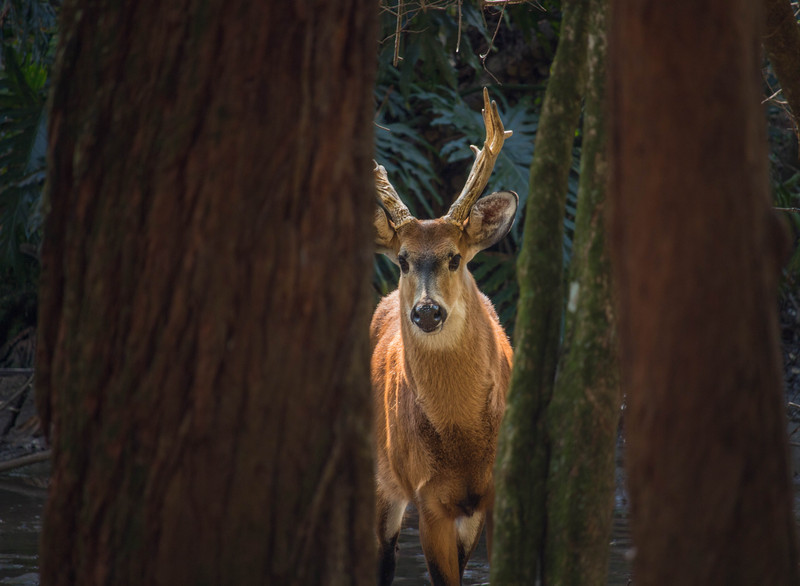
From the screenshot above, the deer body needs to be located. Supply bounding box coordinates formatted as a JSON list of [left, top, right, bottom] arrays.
[[371, 90, 516, 586]]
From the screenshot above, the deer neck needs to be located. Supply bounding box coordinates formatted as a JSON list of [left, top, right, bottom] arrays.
[[400, 285, 493, 429]]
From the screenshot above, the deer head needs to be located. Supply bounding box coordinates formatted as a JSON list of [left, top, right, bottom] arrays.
[[374, 88, 518, 341]]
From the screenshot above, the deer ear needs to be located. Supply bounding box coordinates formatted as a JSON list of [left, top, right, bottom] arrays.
[[374, 207, 398, 257], [463, 191, 518, 258]]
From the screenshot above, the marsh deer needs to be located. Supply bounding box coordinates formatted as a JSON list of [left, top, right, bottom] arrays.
[[371, 88, 516, 586]]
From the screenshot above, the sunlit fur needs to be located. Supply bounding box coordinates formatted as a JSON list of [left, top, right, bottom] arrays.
[[371, 204, 514, 585]]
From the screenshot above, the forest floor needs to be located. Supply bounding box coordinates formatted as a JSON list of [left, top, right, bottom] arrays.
[[782, 294, 800, 405], [0, 371, 45, 465], [781, 295, 800, 472]]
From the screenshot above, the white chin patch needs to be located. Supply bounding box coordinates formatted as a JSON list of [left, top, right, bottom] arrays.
[[413, 308, 466, 349]]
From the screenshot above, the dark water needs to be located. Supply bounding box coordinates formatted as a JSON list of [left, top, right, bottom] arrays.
[[0, 473, 45, 586], [392, 503, 633, 586], [9, 450, 800, 586], [392, 440, 634, 585], [391, 504, 490, 585], [0, 467, 631, 586]]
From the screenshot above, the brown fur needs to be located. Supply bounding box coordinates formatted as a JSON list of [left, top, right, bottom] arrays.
[[371, 209, 514, 585]]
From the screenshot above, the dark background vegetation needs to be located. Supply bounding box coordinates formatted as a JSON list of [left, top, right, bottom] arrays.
[[2, 0, 798, 361]]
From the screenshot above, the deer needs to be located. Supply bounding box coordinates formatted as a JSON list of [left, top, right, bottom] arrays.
[[371, 88, 517, 586]]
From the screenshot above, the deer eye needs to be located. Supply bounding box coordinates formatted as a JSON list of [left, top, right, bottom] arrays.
[[398, 255, 409, 274], [448, 254, 461, 271]]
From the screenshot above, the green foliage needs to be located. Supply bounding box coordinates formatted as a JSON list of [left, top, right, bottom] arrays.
[[0, 44, 48, 275], [373, 84, 579, 335], [372, 2, 553, 331], [469, 250, 518, 326], [428, 87, 537, 216], [0, 0, 57, 64], [374, 76, 443, 219], [773, 172, 800, 291], [764, 66, 800, 296], [378, 1, 484, 93], [0, 0, 56, 344], [373, 82, 542, 330]]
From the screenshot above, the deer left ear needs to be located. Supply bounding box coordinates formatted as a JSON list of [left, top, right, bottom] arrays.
[[374, 207, 399, 258], [463, 191, 518, 258]]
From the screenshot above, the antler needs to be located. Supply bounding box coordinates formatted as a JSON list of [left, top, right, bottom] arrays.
[[445, 88, 513, 226], [374, 161, 415, 228]]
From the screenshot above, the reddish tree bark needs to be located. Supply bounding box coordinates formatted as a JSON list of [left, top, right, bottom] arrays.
[[608, 1, 799, 584], [36, 2, 376, 585]]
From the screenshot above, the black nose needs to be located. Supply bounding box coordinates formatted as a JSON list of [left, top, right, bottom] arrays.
[[411, 303, 447, 332]]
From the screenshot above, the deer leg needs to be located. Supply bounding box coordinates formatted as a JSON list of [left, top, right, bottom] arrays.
[[376, 493, 407, 586], [485, 506, 494, 563], [455, 512, 485, 578], [417, 503, 460, 586]]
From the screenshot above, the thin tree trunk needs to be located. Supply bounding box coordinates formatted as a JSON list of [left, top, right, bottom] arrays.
[[544, 0, 620, 583], [36, 2, 376, 585], [608, 1, 800, 584], [492, 1, 590, 582]]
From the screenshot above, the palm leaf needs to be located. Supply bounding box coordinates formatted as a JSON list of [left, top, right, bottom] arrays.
[[0, 45, 48, 273]]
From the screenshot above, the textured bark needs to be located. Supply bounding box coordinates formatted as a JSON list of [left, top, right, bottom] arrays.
[[764, 0, 800, 129], [36, 2, 376, 585], [544, 0, 620, 583], [491, 1, 589, 582], [609, 1, 800, 584]]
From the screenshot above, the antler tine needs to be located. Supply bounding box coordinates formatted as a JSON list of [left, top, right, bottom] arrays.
[[445, 88, 513, 226], [374, 160, 415, 228]]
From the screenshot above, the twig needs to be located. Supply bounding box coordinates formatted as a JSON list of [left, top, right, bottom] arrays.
[[480, 0, 507, 84], [763, 72, 799, 138], [456, 0, 462, 53], [775, 207, 800, 213], [0, 381, 29, 411], [375, 85, 394, 121], [394, 0, 404, 66], [0, 368, 34, 376], [0, 373, 34, 412], [0, 450, 50, 474], [762, 87, 784, 104]]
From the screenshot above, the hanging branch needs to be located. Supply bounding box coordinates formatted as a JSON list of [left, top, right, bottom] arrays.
[[393, 0, 404, 66]]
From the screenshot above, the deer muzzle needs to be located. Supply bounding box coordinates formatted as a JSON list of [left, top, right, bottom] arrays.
[[411, 302, 447, 333]]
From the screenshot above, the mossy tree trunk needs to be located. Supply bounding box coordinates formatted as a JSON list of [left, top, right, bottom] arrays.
[[609, 0, 800, 584], [35, 1, 376, 585], [544, 0, 620, 583], [491, 1, 590, 582]]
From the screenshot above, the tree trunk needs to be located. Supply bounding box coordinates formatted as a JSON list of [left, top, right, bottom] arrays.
[[608, 1, 800, 584], [491, 1, 590, 582], [544, 0, 620, 583], [36, 2, 377, 585], [763, 0, 800, 130]]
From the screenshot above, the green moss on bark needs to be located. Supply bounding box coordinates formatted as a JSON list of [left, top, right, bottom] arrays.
[[544, 2, 621, 583], [491, 1, 590, 582]]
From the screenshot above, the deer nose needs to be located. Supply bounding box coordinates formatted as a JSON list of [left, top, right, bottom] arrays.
[[411, 303, 447, 333]]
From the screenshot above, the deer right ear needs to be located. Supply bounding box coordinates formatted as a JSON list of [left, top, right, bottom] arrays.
[[463, 191, 518, 259], [374, 207, 398, 257]]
